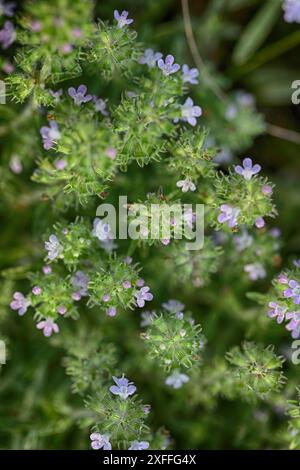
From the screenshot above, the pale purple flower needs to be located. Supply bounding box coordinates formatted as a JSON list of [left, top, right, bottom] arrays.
[[9, 155, 23, 174], [255, 217, 265, 229], [124, 256, 132, 264], [30, 20, 42, 32], [284, 280, 300, 304], [136, 278, 145, 287], [162, 238, 170, 246], [176, 179, 196, 193], [157, 54, 180, 76], [10, 292, 30, 316], [102, 294, 110, 302], [55, 159, 67, 170], [49, 89, 63, 103], [42, 265, 52, 275], [286, 311, 300, 338], [123, 280, 131, 289], [114, 10, 133, 28], [294, 260, 300, 268], [128, 441, 149, 450], [100, 238, 118, 252], [93, 96, 108, 116], [90, 433, 112, 450], [72, 292, 81, 301], [62, 43, 73, 54], [182, 64, 199, 85], [109, 375, 136, 399], [2, 60, 14, 73], [278, 273, 288, 284], [270, 227, 281, 238], [71, 271, 89, 298], [244, 263, 266, 281], [165, 371, 189, 389], [233, 230, 253, 252], [57, 305, 66, 315], [163, 300, 185, 315], [235, 90, 255, 107], [0, 20, 15, 49], [140, 311, 154, 327], [283, 0, 300, 23], [135, 286, 153, 308], [0, 1, 16, 17], [177, 97, 202, 126], [234, 158, 261, 180], [68, 85, 92, 105], [139, 48, 162, 67], [107, 306, 117, 317], [45, 234, 63, 260], [262, 185, 273, 196], [72, 27, 82, 38], [183, 208, 196, 229], [40, 121, 61, 150], [32, 286, 42, 295], [218, 205, 240, 228], [36, 319, 59, 337], [213, 148, 232, 166], [225, 104, 238, 120], [268, 302, 287, 324], [105, 147, 116, 159], [92, 218, 112, 241]]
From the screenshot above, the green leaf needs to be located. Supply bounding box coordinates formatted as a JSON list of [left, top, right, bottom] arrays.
[[232, 0, 282, 65]]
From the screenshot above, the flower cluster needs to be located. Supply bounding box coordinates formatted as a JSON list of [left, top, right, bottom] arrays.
[[213, 157, 276, 231], [40, 121, 61, 150], [88, 256, 152, 316], [34, 87, 119, 206], [88, 375, 150, 450], [226, 342, 286, 400], [267, 267, 300, 338], [166, 237, 223, 288], [141, 302, 205, 374], [10, 218, 151, 334], [127, 192, 198, 248]]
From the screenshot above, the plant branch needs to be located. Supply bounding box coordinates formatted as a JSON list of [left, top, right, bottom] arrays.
[[181, 0, 227, 102], [265, 123, 300, 146]]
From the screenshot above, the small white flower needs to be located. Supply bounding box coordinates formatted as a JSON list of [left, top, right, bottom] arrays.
[[176, 179, 196, 193], [165, 370, 189, 389], [183, 208, 196, 228], [244, 263, 266, 281], [45, 234, 63, 260], [92, 218, 112, 241], [233, 230, 253, 252], [139, 48, 162, 67]]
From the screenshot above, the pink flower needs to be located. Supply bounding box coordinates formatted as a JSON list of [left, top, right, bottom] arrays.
[[10, 292, 30, 316], [36, 319, 59, 337], [255, 217, 265, 229], [32, 286, 42, 295]]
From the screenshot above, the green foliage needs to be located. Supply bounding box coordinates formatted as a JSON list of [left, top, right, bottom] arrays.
[[142, 310, 205, 371], [1, 0, 300, 452], [226, 342, 286, 400], [85, 20, 140, 79]]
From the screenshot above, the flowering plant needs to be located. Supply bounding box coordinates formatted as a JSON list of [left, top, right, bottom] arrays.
[[1, 0, 300, 451]]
